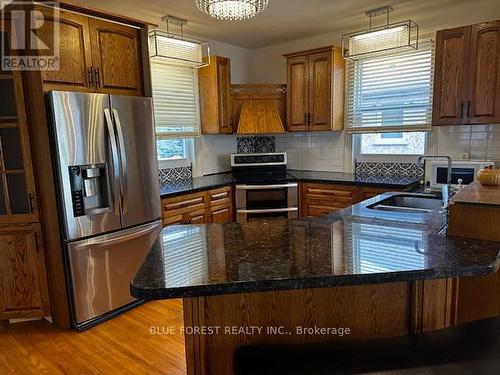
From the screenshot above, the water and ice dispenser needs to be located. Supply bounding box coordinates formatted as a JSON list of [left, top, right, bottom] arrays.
[[68, 164, 111, 217]]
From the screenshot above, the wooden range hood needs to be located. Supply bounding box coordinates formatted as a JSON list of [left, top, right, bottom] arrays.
[[231, 84, 287, 134]]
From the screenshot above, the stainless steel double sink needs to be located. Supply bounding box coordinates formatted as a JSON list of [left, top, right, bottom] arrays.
[[367, 193, 444, 213]]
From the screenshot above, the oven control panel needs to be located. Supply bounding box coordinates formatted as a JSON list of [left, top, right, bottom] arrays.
[[231, 152, 287, 167]]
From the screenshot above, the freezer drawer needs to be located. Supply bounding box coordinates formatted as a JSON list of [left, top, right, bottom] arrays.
[[67, 221, 161, 326]]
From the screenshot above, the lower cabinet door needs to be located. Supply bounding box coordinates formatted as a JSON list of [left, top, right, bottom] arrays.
[[0, 224, 50, 320], [210, 206, 231, 224], [188, 211, 206, 224]]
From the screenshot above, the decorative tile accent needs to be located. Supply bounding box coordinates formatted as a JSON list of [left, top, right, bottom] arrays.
[[355, 161, 423, 178], [236, 136, 255, 153], [254, 136, 276, 153], [159, 166, 192, 188], [237, 136, 276, 154]]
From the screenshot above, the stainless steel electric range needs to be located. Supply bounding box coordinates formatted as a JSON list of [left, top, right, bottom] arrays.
[[231, 152, 298, 223]]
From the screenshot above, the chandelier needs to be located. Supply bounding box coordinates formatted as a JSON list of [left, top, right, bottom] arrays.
[[195, 0, 269, 21], [342, 6, 419, 60]]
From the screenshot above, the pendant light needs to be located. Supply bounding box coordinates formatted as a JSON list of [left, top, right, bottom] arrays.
[[149, 15, 210, 68], [195, 0, 269, 21], [342, 6, 419, 60]]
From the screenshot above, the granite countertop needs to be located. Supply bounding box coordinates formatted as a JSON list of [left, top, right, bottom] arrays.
[[159, 173, 234, 198], [131, 193, 500, 300], [450, 181, 500, 206], [160, 171, 421, 198], [287, 170, 421, 188]]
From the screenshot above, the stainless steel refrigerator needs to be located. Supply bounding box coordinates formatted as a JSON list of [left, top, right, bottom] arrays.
[[47, 91, 161, 330]]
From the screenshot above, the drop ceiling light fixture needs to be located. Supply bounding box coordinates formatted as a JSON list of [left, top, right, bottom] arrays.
[[195, 0, 269, 21], [149, 15, 210, 67], [342, 6, 418, 60]]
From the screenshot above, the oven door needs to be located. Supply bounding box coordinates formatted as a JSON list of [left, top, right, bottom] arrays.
[[235, 183, 298, 222]]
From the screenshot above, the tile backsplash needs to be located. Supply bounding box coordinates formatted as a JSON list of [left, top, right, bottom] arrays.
[[430, 125, 500, 165], [159, 165, 192, 187], [355, 161, 423, 178], [236, 136, 276, 153], [275, 132, 345, 172]]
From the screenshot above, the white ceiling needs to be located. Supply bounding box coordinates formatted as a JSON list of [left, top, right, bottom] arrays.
[[71, 0, 500, 48]]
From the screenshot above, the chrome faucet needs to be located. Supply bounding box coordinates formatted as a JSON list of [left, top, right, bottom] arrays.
[[417, 155, 453, 206]]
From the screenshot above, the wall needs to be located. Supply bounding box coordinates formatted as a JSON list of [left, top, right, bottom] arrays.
[[207, 39, 252, 83], [194, 134, 237, 176], [275, 132, 346, 172], [429, 125, 500, 165]]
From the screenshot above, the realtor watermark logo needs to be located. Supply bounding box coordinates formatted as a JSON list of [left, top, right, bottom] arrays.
[[1, 1, 59, 70]]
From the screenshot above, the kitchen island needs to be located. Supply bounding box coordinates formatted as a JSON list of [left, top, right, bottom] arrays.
[[131, 193, 500, 375]]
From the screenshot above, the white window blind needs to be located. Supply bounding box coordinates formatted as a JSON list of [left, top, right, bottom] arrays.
[[346, 41, 434, 134], [151, 60, 201, 139]]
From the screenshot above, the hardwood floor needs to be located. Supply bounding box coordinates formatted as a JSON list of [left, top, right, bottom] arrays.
[[0, 300, 186, 374]]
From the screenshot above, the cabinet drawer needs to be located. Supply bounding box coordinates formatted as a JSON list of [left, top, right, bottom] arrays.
[[162, 192, 206, 218], [303, 183, 357, 203], [208, 186, 232, 207], [304, 203, 347, 218]]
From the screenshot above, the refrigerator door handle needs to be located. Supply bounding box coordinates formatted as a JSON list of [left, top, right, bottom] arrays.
[[112, 108, 128, 214], [104, 108, 121, 216]]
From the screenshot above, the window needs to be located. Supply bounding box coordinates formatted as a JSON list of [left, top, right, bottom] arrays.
[[345, 41, 434, 134], [157, 139, 187, 160], [150, 58, 201, 162], [358, 131, 426, 155]]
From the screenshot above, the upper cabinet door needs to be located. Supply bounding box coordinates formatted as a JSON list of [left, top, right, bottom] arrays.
[[432, 27, 471, 125], [216, 57, 232, 133], [37, 10, 93, 92], [467, 21, 500, 124], [88, 19, 143, 96], [308, 51, 332, 131], [286, 55, 309, 131]]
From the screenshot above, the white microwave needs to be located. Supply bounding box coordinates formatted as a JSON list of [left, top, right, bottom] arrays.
[[429, 160, 494, 190]]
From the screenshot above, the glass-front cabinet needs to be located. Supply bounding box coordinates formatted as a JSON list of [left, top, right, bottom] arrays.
[[0, 31, 38, 224]]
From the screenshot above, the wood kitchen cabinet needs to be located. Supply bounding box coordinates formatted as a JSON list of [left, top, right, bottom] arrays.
[[198, 56, 232, 134], [0, 22, 50, 321], [162, 191, 207, 226], [0, 224, 50, 320], [447, 182, 500, 324], [357, 186, 403, 202], [207, 187, 233, 224], [433, 20, 500, 125], [161, 186, 233, 226], [36, 8, 143, 95], [300, 183, 357, 218], [284, 46, 344, 132], [0, 63, 38, 224], [300, 183, 404, 218], [88, 19, 143, 95], [36, 9, 93, 92]]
